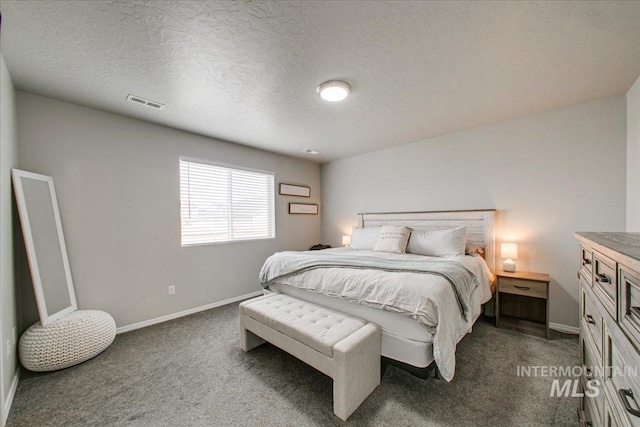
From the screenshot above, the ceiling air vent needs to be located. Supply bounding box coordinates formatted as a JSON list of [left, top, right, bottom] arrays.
[[126, 94, 165, 110]]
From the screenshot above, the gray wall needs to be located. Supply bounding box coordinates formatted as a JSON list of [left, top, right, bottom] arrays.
[[16, 92, 321, 329], [0, 54, 19, 422], [321, 96, 627, 329], [628, 75, 640, 232]]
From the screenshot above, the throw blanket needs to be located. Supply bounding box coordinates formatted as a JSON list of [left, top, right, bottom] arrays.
[[259, 249, 486, 381]]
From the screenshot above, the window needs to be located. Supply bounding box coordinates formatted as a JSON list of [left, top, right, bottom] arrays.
[[180, 158, 275, 246]]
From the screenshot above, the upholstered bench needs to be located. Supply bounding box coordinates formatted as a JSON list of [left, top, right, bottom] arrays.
[[239, 293, 381, 421]]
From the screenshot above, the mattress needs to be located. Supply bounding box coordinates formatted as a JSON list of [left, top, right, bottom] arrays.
[[269, 282, 433, 343], [270, 277, 487, 368]]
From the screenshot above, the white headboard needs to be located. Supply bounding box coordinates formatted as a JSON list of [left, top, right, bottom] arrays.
[[358, 209, 496, 274]]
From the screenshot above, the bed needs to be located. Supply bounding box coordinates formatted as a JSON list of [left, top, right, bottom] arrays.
[[260, 210, 496, 381]]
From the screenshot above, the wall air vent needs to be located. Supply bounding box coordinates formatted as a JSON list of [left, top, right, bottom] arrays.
[[126, 94, 165, 110]]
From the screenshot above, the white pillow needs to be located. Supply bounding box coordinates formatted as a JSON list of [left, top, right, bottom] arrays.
[[407, 226, 467, 257], [349, 227, 381, 250], [373, 226, 411, 254]]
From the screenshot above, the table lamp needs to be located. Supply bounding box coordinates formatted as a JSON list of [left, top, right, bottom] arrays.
[[501, 243, 518, 272], [342, 235, 351, 247]]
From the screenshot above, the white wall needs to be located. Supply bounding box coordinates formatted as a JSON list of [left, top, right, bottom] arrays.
[[321, 96, 627, 329], [16, 92, 321, 329], [628, 75, 640, 231], [0, 55, 19, 424]]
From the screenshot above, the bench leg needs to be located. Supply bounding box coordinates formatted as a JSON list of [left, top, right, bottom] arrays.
[[332, 325, 381, 421], [240, 326, 265, 352]]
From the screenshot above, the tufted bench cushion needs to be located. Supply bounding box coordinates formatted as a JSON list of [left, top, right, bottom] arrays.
[[240, 293, 380, 421], [242, 294, 366, 357]]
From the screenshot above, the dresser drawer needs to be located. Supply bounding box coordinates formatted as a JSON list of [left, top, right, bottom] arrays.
[[604, 391, 624, 427], [619, 266, 640, 351], [582, 244, 594, 281], [582, 336, 605, 421], [580, 383, 602, 427], [583, 333, 602, 374], [499, 278, 547, 299], [605, 327, 640, 426], [582, 284, 604, 356], [593, 251, 617, 320]]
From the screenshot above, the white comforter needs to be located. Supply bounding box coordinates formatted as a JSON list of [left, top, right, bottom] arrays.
[[260, 248, 493, 381]]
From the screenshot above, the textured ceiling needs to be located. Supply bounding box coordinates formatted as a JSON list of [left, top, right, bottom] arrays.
[[1, 1, 640, 163]]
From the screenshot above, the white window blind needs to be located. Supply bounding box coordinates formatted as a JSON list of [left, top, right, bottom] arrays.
[[180, 159, 275, 246]]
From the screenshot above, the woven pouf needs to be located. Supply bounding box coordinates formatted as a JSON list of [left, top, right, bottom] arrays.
[[19, 310, 116, 372]]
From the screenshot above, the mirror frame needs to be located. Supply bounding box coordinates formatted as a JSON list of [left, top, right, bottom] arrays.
[[12, 169, 77, 325]]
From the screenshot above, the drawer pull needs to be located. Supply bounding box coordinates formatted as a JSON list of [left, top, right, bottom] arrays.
[[582, 258, 591, 266], [584, 314, 596, 325], [585, 367, 594, 381], [514, 285, 530, 291], [595, 273, 611, 284], [619, 388, 640, 418]]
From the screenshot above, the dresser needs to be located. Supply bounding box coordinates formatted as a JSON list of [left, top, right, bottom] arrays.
[[575, 233, 640, 427]]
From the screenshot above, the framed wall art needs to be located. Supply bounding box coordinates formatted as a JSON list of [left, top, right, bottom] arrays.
[[279, 183, 310, 198], [289, 203, 318, 215]]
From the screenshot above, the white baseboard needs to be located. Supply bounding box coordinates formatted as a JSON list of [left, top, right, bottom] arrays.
[[116, 291, 263, 334], [549, 322, 580, 335], [3, 369, 19, 426]]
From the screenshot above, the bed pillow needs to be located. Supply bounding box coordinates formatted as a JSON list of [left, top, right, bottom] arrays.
[[465, 243, 485, 255], [373, 226, 411, 254], [407, 226, 467, 257], [349, 226, 381, 250]]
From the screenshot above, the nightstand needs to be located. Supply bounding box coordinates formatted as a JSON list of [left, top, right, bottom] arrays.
[[495, 270, 550, 339]]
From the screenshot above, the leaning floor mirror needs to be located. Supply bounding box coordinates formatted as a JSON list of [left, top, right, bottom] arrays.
[[12, 169, 77, 326]]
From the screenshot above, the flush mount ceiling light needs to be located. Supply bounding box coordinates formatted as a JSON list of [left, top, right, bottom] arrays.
[[316, 80, 351, 102]]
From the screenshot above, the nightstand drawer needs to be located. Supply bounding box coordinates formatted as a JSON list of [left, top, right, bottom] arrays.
[[499, 278, 547, 299]]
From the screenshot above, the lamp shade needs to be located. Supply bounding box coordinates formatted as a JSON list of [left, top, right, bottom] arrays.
[[342, 235, 351, 246], [501, 243, 518, 259]]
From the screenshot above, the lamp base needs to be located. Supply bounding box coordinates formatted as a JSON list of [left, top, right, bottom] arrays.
[[503, 259, 516, 273]]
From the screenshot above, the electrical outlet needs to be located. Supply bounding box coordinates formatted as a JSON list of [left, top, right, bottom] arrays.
[[12, 327, 17, 344], [168, 285, 176, 296]]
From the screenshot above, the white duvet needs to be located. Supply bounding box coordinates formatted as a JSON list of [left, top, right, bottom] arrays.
[[260, 248, 493, 381]]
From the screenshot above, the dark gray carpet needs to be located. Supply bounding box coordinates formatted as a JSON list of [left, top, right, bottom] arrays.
[[7, 302, 578, 426]]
